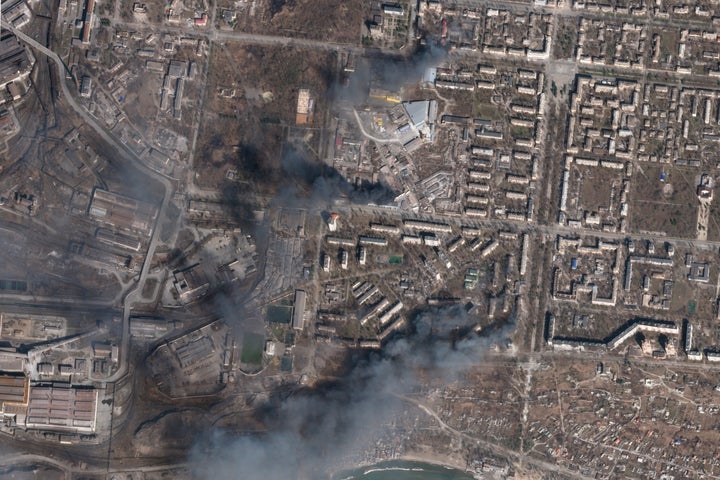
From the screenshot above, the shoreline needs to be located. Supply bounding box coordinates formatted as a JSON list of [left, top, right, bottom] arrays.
[[398, 451, 481, 479], [331, 450, 481, 480]]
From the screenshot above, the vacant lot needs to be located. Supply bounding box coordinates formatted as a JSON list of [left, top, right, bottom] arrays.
[[707, 199, 720, 240], [553, 17, 577, 59], [578, 166, 618, 212], [223, 0, 367, 44], [629, 163, 698, 237], [194, 43, 336, 192]]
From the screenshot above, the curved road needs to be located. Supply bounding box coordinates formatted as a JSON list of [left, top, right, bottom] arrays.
[[0, 452, 190, 479], [2, 20, 173, 383]]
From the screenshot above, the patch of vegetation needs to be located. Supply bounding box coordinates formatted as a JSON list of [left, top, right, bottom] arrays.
[[240, 332, 266, 365], [280, 356, 293, 371], [267, 305, 293, 324], [554, 20, 577, 59]]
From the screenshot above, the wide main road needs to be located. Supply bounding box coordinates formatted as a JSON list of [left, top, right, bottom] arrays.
[[2, 20, 173, 384], [109, 19, 395, 56], [334, 202, 720, 251], [211, 29, 367, 54]]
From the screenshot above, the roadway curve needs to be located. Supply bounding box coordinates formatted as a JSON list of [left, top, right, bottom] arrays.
[[3, 21, 174, 383]]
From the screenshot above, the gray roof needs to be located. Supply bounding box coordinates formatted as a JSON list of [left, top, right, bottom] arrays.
[[403, 101, 429, 128], [292, 290, 306, 330]]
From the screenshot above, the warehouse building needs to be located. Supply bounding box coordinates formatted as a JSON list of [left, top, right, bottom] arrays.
[[0, 33, 32, 89], [88, 188, 158, 237], [0, 373, 28, 425], [292, 290, 306, 330], [25, 383, 98, 433]]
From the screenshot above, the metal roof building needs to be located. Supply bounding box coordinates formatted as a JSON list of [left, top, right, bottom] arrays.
[[0, 374, 27, 405], [382, 3, 404, 15], [292, 290, 306, 330], [0, 33, 31, 88], [26, 383, 98, 432]]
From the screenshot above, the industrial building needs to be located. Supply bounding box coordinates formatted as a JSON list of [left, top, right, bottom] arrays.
[[292, 290, 306, 330], [0, 373, 27, 404], [296, 89, 314, 125], [95, 228, 142, 251], [25, 383, 98, 433], [1, 0, 32, 28], [174, 336, 214, 368], [172, 264, 210, 303], [0, 33, 32, 89], [0, 373, 28, 425], [79, 76, 92, 97], [88, 188, 158, 237], [130, 316, 173, 339]]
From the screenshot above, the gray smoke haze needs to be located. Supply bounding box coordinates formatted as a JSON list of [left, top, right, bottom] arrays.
[[222, 46, 450, 221], [220, 144, 399, 229], [189, 305, 516, 479], [336, 45, 448, 106], [188, 46, 478, 478], [275, 146, 399, 209]]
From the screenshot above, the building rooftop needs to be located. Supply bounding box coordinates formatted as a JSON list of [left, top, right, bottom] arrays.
[[88, 188, 158, 237], [0, 374, 27, 405], [292, 290, 306, 330], [403, 100, 431, 129], [0, 33, 31, 87], [26, 383, 97, 432]]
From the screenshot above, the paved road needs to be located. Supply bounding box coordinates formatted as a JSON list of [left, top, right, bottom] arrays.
[[334, 202, 720, 252], [0, 451, 191, 478], [108, 19, 370, 55], [212, 29, 366, 54], [3, 20, 174, 384], [6, 8, 720, 479], [0, 453, 71, 480]]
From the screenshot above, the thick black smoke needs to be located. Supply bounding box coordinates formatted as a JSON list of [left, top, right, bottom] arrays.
[[189, 305, 515, 479], [276, 146, 398, 208], [221, 45, 450, 222], [220, 143, 398, 228]]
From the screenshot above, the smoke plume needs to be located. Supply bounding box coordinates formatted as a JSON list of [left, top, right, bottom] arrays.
[[275, 146, 398, 208], [335, 44, 448, 107], [189, 305, 515, 479]]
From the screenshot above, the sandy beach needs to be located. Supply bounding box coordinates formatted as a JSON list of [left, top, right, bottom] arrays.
[[398, 451, 470, 473], [330, 448, 481, 480]]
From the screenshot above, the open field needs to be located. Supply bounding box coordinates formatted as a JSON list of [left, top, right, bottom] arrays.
[[194, 43, 336, 191], [630, 163, 698, 237], [218, 0, 367, 44]]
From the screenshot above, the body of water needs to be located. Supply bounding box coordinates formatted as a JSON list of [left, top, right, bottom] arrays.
[[335, 460, 476, 480]]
